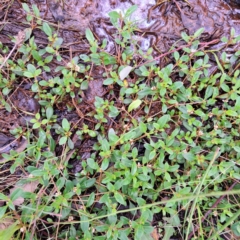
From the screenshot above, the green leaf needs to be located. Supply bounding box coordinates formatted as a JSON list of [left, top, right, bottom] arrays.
[[119, 66, 133, 80], [102, 55, 116, 65], [182, 151, 195, 161], [108, 11, 120, 26], [174, 51, 179, 61], [32, 4, 40, 17], [221, 36, 228, 43], [80, 54, 90, 62], [149, 150, 156, 160], [80, 80, 88, 90], [101, 158, 109, 171], [10, 188, 24, 202], [68, 138, 74, 149], [27, 64, 36, 73], [26, 14, 33, 22], [232, 173, 240, 180], [53, 37, 63, 49], [0, 193, 8, 201], [139, 65, 149, 76], [31, 83, 39, 92], [131, 161, 137, 175], [22, 3, 30, 13], [45, 47, 55, 53], [122, 130, 136, 142], [59, 136, 67, 145], [194, 28, 205, 38], [86, 192, 95, 207], [139, 122, 147, 133], [32, 122, 41, 129], [233, 146, 240, 153], [125, 5, 138, 18], [165, 172, 171, 182], [41, 119, 48, 125], [204, 86, 213, 99], [173, 81, 183, 89], [231, 222, 240, 237], [157, 114, 170, 129], [114, 192, 126, 206], [108, 11, 120, 20], [87, 158, 98, 170], [46, 106, 53, 120], [80, 216, 89, 232], [103, 78, 114, 85], [42, 22, 52, 37], [225, 110, 238, 117], [163, 224, 174, 240], [34, 69, 42, 77], [44, 55, 53, 63], [221, 83, 230, 92], [128, 99, 142, 112], [181, 32, 190, 42], [135, 225, 144, 239], [62, 118, 70, 132], [85, 28, 95, 44], [2, 88, 10, 96], [101, 139, 110, 151], [108, 128, 119, 143], [32, 50, 41, 61], [56, 177, 65, 190], [43, 66, 51, 72], [24, 71, 34, 79], [0, 220, 20, 240], [0, 206, 7, 219]]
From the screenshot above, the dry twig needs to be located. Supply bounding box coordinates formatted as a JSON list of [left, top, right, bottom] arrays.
[[0, 30, 25, 70]]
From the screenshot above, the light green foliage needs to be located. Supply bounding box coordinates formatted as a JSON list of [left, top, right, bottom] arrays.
[[0, 3, 240, 240]]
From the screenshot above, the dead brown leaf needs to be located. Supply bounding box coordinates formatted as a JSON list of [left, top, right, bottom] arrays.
[[151, 227, 160, 240], [0, 218, 14, 230], [10, 180, 39, 206]]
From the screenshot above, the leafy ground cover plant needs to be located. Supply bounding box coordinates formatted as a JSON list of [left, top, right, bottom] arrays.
[[0, 4, 240, 240]]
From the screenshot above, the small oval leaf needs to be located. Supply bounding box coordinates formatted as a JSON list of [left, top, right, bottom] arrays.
[[128, 99, 142, 112]]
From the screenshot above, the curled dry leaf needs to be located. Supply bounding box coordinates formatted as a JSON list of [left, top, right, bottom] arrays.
[[0, 218, 14, 230], [10, 180, 39, 206], [0, 220, 20, 240], [0, 136, 27, 162], [0, 133, 14, 148], [151, 228, 160, 240], [119, 66, 133, 80]]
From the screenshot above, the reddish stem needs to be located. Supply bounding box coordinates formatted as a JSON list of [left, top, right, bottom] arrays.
[[137, 38, 219, 68]]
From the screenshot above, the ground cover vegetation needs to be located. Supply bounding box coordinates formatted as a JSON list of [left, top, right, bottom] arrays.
[[0, 3, 240, 240]]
